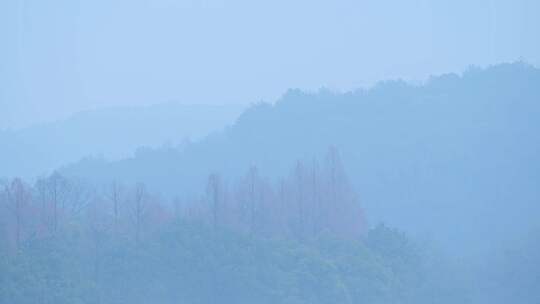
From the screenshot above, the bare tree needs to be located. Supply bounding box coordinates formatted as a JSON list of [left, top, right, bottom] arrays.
[[131, 182, 147, 245], [3, 178, 31, 251], [107, 181, 122, 232], [310, 158, 321, 235], [206, 173, 222, 231], [47, 172, 69, 234], [245, 166, 259, 236], [65, 178, 93, 218], [83, 193, 112, 304], [294, 160, 307, 238], [323, 146, 365, 237], [35, 178, 49, 232]]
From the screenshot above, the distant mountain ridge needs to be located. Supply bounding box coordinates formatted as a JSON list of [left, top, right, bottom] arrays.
[[0, 103, 245, 179], [61, 62, 540, 256]]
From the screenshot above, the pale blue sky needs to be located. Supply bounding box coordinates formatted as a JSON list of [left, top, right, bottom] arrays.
[[1, 0, 539, 128]]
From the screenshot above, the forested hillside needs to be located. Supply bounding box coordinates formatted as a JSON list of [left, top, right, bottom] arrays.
[[2, 62, 539, 303], [63, 63, 540, 255], [0, 159, 469, 304], [3, 0, 539, 302]]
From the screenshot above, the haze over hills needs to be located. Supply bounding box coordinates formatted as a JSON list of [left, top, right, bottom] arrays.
[[60, 62, 540, 256], [2, 0, 539, 302], [0, 103, 245, 179], [2, 62, 539, 304]]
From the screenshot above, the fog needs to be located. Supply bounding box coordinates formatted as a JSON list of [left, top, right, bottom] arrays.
[[1, 0, 539, 128], [1, 1, 540, 304]]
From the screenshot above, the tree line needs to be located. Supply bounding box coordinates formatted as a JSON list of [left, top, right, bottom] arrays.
[[0, 148, 364, 255], [0, 148, 475, 304]]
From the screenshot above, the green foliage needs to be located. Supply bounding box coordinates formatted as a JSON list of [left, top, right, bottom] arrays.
[[0, 221, 469, 304]]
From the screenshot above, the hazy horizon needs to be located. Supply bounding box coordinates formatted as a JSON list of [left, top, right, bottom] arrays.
[[1, 2, 540, 303], [2, 0, 539, 129]]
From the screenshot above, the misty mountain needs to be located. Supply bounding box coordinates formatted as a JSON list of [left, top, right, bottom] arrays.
[[62, 62, 540, 255], [0, 103, 245, 179]]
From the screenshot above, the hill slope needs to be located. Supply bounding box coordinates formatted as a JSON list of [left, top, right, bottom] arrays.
[[63, 63, 540, 255], [0, 103, 245, 178]]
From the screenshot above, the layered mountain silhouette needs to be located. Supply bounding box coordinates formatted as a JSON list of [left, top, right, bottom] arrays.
[[56, 62, 540, 254], [0, 103, 244, 178]]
